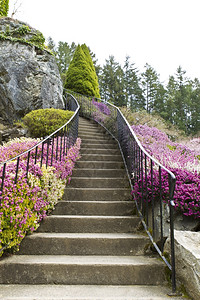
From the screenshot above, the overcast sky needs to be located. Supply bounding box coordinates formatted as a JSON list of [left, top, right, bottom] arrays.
[[8, 0, 200, 83]]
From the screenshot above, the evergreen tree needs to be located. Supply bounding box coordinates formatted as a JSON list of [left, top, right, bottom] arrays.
[[154, 83, 167, 117], [123, 56, 144, 111], [47, 36, 56, 53], [173, 66, 191, 133], [0, 0, 9, 16], [165, 76, 176, 123], [56, 41, 76, 74], [99, 55, 125, 106], [141, 63, 161, 113], [190, 78, 200, 134], [64, 44, 100, 98]]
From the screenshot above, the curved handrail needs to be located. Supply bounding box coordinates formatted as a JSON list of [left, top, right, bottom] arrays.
[[108, 102, 176, 180]]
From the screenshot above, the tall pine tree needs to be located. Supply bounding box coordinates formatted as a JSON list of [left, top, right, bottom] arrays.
[[141, 63, 161, 113], [123, 56, 144, 111], [99, 55, 125, 106]]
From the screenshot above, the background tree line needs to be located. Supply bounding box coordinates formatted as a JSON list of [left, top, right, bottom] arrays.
[[47, 38, 200, 136]]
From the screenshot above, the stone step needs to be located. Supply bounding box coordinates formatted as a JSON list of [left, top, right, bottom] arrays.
[[70, 177, 129, 188], [0, 284, 184, 300], [79, 122, 99, 127], [79, 143, 118, 149], [63, 187, 132, 201], [18, 233, 149, 256], [52, 201, 135, 216], [80, 148, 120, 155], [0, 255, 166, 285], [78, 128, 106, 135], [72, 168, 126, 178], [75, 161, 124, 169], [80, 154, 122, 162], [81, 139, 117, 146], [79, 133, 111, 139], [37, 215, 140, 233]]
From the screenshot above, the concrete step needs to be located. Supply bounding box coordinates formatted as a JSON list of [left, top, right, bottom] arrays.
[[72, 168, 127, 178], [75, 161, 124, 169], [81, 140, 117, 146], [63, 187, 132, 201], [78, 128, 106, 135], [80, 148, 120, 155], [52, 201, 135, 216], [70, 177, 129, 188], [79, 133, 111, 139], [79, 143, 118, 149], [18, 233, 149, 256], [78, 122, 100, 127], [0, 284, 185, 300], [37, 215, 140, 233], [80, 154, 122, 162], [0, 255, 166, 285]]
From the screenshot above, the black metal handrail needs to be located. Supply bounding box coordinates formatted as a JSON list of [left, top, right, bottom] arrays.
[[0, 92, 79, 201], [66, 89, 177, 294]]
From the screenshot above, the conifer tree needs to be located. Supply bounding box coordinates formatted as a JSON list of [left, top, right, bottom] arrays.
[[64, 44, 100, 98], [0, 0, 9, 16]]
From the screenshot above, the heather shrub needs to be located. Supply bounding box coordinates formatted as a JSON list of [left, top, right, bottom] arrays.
[[0, 137, 81, 256], [23, 108, 74, 138], [131, 124, 200, 219]]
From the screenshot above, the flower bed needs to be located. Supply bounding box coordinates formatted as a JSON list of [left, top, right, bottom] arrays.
[[0, 137, 81, 256], [131, 124, 200, 219]]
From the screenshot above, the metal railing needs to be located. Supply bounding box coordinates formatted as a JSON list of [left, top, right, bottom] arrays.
[[0, 93, 79, 251], [66, 89, 177, 294]]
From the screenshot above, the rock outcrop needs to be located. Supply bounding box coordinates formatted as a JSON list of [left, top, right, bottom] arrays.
[[0, 17, 64, 124]]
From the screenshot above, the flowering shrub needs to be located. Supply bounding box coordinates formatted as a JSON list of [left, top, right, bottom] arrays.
[[131, 124, 200, 219], [92, 99, 111, 116], [0, 137, 81, 256]]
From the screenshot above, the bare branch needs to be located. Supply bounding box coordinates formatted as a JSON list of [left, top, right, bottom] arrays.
[[11, 0, 22, 18]]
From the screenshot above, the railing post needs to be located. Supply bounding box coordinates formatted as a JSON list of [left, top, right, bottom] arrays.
[[0, 163, 6, 195], [169, 175, 177, 294]]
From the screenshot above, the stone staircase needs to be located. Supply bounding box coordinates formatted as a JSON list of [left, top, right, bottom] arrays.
[[0, 117, 184, 299]]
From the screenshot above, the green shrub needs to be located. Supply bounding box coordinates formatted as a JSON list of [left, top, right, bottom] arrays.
[[23, 108, 74, 138], [0, 0, 9, 17]]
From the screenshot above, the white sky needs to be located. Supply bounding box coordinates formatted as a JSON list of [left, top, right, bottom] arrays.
[[8, 0, 200, 83]]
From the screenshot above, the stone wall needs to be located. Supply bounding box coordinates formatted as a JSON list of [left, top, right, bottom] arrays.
[[165, 230, 200, 300]]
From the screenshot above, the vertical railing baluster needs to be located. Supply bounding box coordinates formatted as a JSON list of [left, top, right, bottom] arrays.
[[169, 175, 176, 293], [151, 159, 155, 238], [56, 133, 59, 161], [40, 142, 44, 168], [46, 139, 50, 168], [51, 136, 55, 166], [34, 146, 38, 164], [63, 126, 67, 157], [141, 150, 144, 215], [59, 130, 63, 161], [145, 154, 149, 227], [159, 166, 164, 251], [0, 163, 6, 194], [26, 151, 30, 178], [15, 157, 20, 184]]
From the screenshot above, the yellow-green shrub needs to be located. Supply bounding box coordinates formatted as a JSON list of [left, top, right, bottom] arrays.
[[23, 108, 74, 138]]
